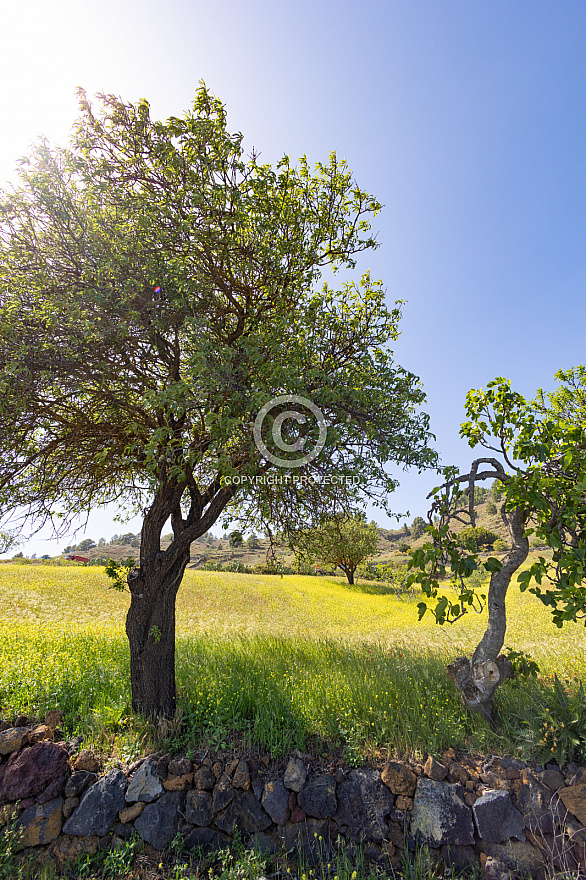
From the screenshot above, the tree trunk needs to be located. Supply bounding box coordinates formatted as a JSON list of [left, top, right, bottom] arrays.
[[342, 566, 355, 585], [447, 507, 529, 721], [125, 547, 190, 718]]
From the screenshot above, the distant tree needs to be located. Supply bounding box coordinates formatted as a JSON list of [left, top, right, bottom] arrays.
[[247, 534, 261, 550], [78, 538, 96, 552], [485, 500, 497, 515], [455, 526, 499, 550], [229, 531, 244, 549], [410, 373, 586, 720], [410, 517, 426, 540], [292, 516, 379, 585], [98, 537, 106, 546]]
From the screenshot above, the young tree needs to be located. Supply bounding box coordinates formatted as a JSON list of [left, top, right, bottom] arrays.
[[409, 374, 586, 720], [0, 88, 436, 718], [293, 516, 379, 584], [228, 530, 243, 549]]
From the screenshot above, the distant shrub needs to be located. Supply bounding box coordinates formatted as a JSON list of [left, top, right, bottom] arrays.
[[456, 526, 499, 550]]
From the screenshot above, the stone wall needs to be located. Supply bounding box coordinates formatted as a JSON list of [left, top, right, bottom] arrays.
[[1, 716, 586, 878]]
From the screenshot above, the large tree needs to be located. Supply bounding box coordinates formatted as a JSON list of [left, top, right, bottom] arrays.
[[409, 374, 586, 720], [0, 88, 436, 718]]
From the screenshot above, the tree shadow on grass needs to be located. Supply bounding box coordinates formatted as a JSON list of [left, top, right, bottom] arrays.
[[332, 578, 398, 596]]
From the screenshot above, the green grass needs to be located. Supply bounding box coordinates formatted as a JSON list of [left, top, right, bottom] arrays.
[[0, 563, 585, 761]]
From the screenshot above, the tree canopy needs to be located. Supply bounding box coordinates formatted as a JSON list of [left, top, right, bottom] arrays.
[[291, 515, 380, 584], [409, 372, 586, 718], [0, 87, 436, 716]]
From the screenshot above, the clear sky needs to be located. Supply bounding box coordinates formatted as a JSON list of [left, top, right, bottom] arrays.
[[3, 0, 586, 554]]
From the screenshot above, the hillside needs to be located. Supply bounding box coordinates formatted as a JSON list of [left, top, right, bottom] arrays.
[[55, 487, 541, 572]]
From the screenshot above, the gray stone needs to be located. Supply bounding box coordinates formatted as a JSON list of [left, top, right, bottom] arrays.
[[500, 757, 528, 771], [473, 790, 525, 843], [484, 856, 513, 880], [186, 790, 212, 826], [441, 844, 477, 872], [65, 771, 97, 799], [194, 765, 215, 791], [540, 769, 565, 792], [63, 796, 79, 818], [283, 757, 307, 792], [252, 775, 264, 801], [125, 760, 164, 803], [248, 831, 278, 855], [112, 822, 133, 841], [298, 774, 337, 819], [278, 817, 333, 863], [515, 778, 554, 833], [410, 778, 474, 847], [480, 841, 543, 877], [212, 774, 234, 813], [134, 790, 185, 850], [16, 797, 63, 848], [184, 825, 230, 853], [149, 753, 170, 780], [63, 769, 127, 837], [168, 756, 192, 776], [262, 779, 290, 825], [335, 768, 394, 841], [232, 760, 250, 790], [214, 791, 271, 835]]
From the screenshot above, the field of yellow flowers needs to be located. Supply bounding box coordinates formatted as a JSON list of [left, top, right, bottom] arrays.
[[0, 563, 584, 761]]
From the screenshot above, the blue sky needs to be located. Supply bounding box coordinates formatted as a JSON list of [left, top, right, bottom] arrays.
[[2, 1, 586, 553]]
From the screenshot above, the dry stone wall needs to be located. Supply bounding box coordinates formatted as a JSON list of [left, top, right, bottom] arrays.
[[1, 716, 586, 878]]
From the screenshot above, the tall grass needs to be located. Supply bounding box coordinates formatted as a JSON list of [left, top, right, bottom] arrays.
[[0, 564, 585, 760]]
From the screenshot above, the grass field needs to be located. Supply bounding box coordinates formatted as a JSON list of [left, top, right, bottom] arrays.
[[0, 563, 585, 762]]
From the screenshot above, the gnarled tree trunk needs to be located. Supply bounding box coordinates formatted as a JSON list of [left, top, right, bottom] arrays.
[[447, 506, 529, 721]]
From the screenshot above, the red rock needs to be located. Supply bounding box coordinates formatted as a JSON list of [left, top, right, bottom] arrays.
[[0, 741, 69, 806], [288, 791, 306, 823]]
